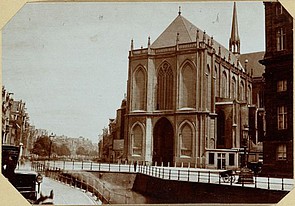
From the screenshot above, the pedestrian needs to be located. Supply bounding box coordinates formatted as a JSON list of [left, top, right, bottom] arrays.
[[134, 161, 137, 172]]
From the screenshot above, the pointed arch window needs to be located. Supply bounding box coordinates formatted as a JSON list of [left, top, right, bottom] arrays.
[[247, 85, 252, 104], [179, 63, 196, 109], [132, 67, 146, 111], [157, 62, 173, 110], [179, 123, 193, 157], [239, 81, 245, 101], [206, 65, 211, 110], [131, 124, 143, 156], [231, 76, 237, 99], [221, 71, 228, 98]]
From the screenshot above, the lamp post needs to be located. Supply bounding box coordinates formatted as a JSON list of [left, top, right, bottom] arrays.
[[238, 125, 254, 184], [48, 133, 55, 164]]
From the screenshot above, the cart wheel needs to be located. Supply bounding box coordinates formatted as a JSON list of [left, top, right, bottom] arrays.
[[222, 174, 230, 182], [231, 175, 236, 183]]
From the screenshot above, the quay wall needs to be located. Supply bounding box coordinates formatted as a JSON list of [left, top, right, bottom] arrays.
[[132, 173, 289, 203]]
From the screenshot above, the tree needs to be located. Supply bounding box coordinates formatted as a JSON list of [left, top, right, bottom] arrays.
[[31, 135, 52, 157], [55, 144, 71, 156], [76, 146, 88, 156]]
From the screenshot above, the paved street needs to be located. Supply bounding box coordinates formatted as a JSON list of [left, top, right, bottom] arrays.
[[16, 163, 101, 205], [40, 177, 101, 205]]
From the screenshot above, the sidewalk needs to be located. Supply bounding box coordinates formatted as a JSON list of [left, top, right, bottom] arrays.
[[40, 177, 101, 205], [16, 162, 101, 205]]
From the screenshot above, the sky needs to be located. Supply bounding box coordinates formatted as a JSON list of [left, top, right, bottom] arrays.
[[2, 2, 265, 143]]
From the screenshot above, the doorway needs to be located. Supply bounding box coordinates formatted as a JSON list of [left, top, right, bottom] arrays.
[[153, 118, 174, 166]]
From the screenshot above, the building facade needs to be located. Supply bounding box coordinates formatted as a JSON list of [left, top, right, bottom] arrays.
[[259, 2, 293, 177], [125, 4, 255, 169]]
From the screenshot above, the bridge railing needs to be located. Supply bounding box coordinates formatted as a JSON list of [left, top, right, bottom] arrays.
[[31, 160, 293, 191]]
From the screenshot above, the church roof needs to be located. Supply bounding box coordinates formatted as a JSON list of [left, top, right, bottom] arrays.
[[151, 14, 199, 48], [239, 51, 265, 77], [150, 13, 245, 71]]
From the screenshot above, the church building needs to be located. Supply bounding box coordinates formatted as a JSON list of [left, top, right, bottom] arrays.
[[125, 3, 254, 169]]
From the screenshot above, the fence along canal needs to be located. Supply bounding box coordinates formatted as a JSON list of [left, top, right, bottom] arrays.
[[32, 160, 293, 203]]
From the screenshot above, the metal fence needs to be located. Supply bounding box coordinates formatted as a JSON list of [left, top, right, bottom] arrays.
[[31, 160, 293, 192]]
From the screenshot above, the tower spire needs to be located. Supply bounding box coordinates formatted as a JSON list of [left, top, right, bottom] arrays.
[[229, 2, 240, 55]]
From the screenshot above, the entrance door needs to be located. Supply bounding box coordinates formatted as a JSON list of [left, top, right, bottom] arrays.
[[217, 153, 226, 169], [153, 118, 174, 166]]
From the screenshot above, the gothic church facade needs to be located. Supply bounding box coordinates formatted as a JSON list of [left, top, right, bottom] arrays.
[[125, 4, 253, 169]]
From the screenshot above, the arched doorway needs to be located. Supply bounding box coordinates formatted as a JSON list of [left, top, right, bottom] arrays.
[[153, 118, 174, 166]]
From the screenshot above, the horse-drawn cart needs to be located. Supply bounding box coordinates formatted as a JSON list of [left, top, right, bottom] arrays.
[[220, 170, 237, 183]]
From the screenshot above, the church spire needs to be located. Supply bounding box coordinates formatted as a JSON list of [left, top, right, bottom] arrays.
[[229, 2, 240, 55]]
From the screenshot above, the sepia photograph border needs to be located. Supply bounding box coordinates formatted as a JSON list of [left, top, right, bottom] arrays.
[[0, 0, 294, 205]]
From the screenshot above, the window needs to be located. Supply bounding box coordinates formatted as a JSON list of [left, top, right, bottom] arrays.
[[209, 153, 214, 164], [132, 124, 143, 156], [157, 62, 173, 110], [179, 123, 193, 157], [222, 71, 228, 98], [276, 4, 283, 15], [179, 63, 196, 108], [277, 80, 287, 92], [277, 106, 287, 130], [276, 28, 286, 51], [277, 144, 287, 160], [229, 153, 235, 166], [132, 67, 146, 110], [231, 77, 237, 99], [239, 81, 245, 101]]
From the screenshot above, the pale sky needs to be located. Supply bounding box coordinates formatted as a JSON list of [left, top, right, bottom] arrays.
[[2, 2, 265, 143]]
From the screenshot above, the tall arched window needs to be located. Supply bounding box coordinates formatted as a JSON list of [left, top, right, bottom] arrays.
[[157, 62, 173, 110], [132, 67, 146, 111], [239, 81, 245, 101], [206, 65, 211, 110], [131, 124, 143, 156], [247, 85, 252, 104], [179, 63, 196, 108], [214, 66, 218, 97], [222, 71, 228, 98], [179, 123, 193, 157], [231, 76, 237, 99]]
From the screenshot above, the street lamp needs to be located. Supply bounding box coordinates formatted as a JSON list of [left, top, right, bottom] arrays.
[[48, 133, 55, 161], [237, 125, 253, 184]]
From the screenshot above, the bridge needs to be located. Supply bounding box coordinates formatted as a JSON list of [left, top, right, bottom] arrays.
[[32, 160, 293, 191]]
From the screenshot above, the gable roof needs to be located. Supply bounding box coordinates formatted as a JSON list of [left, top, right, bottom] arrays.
[[150, 14, 245, 71], [151, 14, 199, 48]]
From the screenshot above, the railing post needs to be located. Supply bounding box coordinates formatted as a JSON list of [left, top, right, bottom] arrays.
[[169, 169, 171, 180], [82, 161, 84, 170], [198, 171, 200, 182], [119, 162, 121, 172], [255, 175, 257, 188], [218, 172, 220, 184], [281, 178, 284, 190], [72, 161, 74, 170], [208, 171, 210, 183], [129, 163, 131, 172], [188, 170, 190, 181], [90, 162, 93, 170], [108, 162, 110, 171], [178, 170, 180, 181], [99, 162, 101, 171], [162, 167, 164, 179], [268, 176, 270, 190], [63, 161, 65, 170]]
